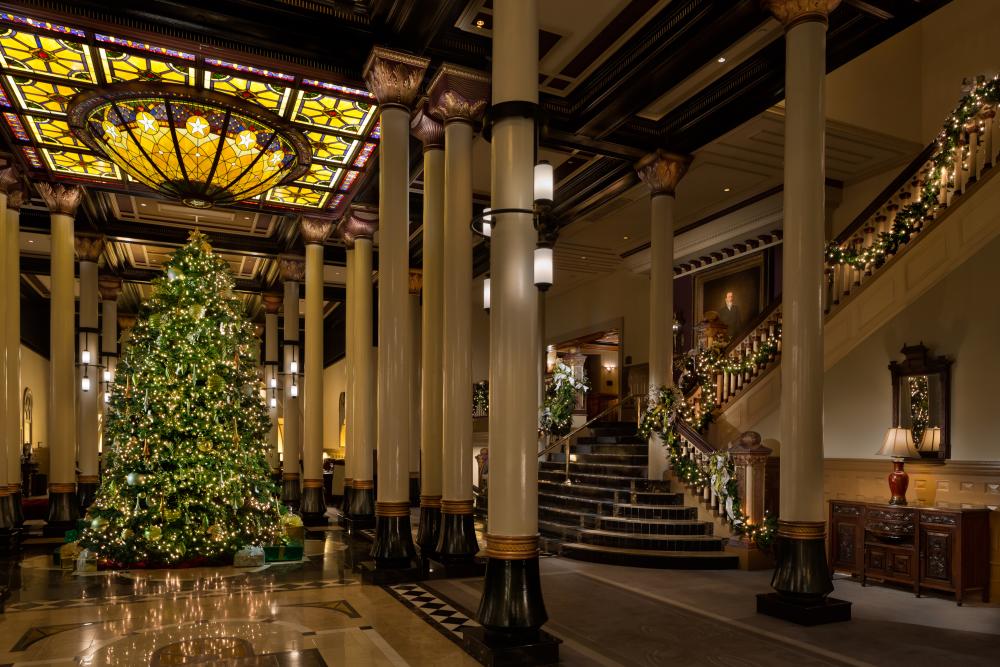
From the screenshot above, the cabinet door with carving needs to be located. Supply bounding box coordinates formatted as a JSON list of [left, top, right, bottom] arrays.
[[829, 503, 863, 573], [919, 526, 954, 586]]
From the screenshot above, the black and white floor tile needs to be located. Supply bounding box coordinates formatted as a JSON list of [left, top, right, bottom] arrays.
[[386, 583, 480, 644]]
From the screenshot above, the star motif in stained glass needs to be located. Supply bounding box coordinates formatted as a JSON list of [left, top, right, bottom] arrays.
[[237, 131, 254, 149], [137, 113, 156, 132], [187, 115, 208, 136]]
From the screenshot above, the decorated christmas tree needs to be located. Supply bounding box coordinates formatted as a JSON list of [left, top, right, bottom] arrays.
[[80, 232, 282, 567]]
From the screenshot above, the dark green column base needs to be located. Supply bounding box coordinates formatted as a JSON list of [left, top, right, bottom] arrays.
[[436, 513, 479, 563], [341, 485, 354, 513], [280, 479, 301, 511], [462, 626, 561, 667], [0, 494, 13, 530], [77, 482, 99, 512], [348, 487, 375, 521], [416, 506, 441, 557], [370, 515, 417, 568], [11, 491, 24, 526], [756, 592, 851, 625], [770, 533, 834, 600], [300, 486, 327, 526], [477, 556, 548, 634]]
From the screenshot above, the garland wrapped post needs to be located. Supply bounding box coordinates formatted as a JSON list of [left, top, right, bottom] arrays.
[[825, 75, 1000, 270], [639, 385, 776, 550], [539, 361, 589, 437]]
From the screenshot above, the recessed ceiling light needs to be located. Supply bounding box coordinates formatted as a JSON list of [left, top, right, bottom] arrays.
[[27, 239, 34, 244], [475, 19, 485, 28], [140, 202, 147, 206], [717, 56, 727, 63], [581, 256, 587, 260], [723, 187, 731, 192], [623, 235, 629, 240]]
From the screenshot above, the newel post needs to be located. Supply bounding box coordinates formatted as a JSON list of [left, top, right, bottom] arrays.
[[726, 431, 773, 570]]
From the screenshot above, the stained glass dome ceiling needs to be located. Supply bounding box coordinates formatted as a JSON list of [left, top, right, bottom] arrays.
[[0, 10, 381, 214]]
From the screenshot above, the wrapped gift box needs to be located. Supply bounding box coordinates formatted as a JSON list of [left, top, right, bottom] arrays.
[[284, 525, 305, 545], [233, 546, 266, 567], [264, 545, 304, 562], [76, 549, 97, 572]]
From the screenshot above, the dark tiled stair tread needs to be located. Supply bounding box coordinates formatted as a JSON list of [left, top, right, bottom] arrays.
[[538, 480, 679, 499], [599, 517, 706, 527], [541, 461, 648, 473], [579, 529, 722, 543], [539, 471, 657, 485], [572, 453, 648, 464], [576, 436, 647, 445], [560, 543, 740, 568], [539, 506, 600, 524]]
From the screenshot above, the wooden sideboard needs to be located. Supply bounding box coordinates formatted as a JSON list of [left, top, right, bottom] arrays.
[[828, 500, 990, 605]]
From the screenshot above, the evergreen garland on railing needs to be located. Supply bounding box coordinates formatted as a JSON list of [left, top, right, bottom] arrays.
[[826, 75, 1000, 269], [640, 385, 776, 550]]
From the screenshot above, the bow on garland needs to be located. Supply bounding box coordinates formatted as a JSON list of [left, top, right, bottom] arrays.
[[826, 75, 1000, 269], [640, 385, 776, 549]]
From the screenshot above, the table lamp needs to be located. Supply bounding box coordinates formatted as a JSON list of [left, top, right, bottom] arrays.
[[920, 426, 942, 453], [877, 427, 919, 505]]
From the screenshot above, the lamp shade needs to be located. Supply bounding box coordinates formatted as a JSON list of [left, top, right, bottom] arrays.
[[534, 246, 554, 290], [483, 278, 491, 311], [482, 208, 493, 238], [534, 161, 553, 204], [920, 426, 942, 452], [877, 427, 919, 458]]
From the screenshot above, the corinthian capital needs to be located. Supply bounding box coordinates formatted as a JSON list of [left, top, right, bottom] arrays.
[[300, 216, 334, 245], [761, 0, 840, 29], [409, 269, 422, 295], [98, 275, 122, 302], [337, 207, 378, 249], [363, 47, 430, 109], [262, 293, 283, 314], [75, 234, 105, 263], [37, 182, 85, 216], [427, 63, 490, 124], [6, 187, 25, 211], [278, 255, 305, 283], [635, 150, 693, 197], [411, 103, 444, 150]]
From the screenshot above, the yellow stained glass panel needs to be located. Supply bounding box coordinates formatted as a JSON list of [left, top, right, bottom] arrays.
[[23, 114, 86, 148], [265, 185, 329, 208], [294, 162, 341, 188], [302, 129, 358, 165], [291, 90, 376, 136], [5, 75, 82, 115], [0, 29, 94, 82], [41, 148, 121, 180], [99, 48, 193, 84], [206, 71, 290, 114]]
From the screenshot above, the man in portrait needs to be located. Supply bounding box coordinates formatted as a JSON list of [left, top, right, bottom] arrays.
[[718, 290, 742, 335]]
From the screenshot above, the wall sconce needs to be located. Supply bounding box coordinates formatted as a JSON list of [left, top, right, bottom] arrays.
[[483, 278, 491, 312], [81, 372, 91, 392], [481, 207, 492, 238], [534, 245, 553, 291], [534, 160, 554, 205]]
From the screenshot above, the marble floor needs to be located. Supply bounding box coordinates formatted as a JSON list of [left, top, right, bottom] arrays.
[[1, 514, 997, 666]]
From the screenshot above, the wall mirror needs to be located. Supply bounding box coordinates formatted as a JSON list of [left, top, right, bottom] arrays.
[[889, 343, 951, 460]]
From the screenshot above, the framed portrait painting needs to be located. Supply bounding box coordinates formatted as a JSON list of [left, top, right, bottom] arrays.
[[694, 255, 764, 340]]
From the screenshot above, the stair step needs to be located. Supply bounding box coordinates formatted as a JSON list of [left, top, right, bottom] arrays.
[[538, 470, 638, 489], [539, 492, 613, 515], [577, 529, 727, 551], [573, 453, 647, 465], [559, 543, 739, 569], [632, 490, 683, 506], [539, 461, 647, 478], [539, 520, 583, 541], [538, 480, 619, 500], [613, 503, 698, 520], [539, 505, 599, 528], [597, 516, 713, 536], [577, 435, 646, 445]]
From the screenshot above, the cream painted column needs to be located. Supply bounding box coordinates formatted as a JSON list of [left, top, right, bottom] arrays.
[[75, 235, 104, 510], [262, 293, 282, 477], [477, 0, 552, 647], [762, 0, 842, 612], [300, 217, 333, 525], [428, 63, 489, 567], [37, 183, 84, 530], [635, 150, 690, 481], [407, 272, 422, 505], [98, 275, 121, 483], [278, 255, 304, 510], [411, 106, 445, 554], [363, 47, 429, 569], [342, 211, 377, 524], [0, 171, 15, 533]]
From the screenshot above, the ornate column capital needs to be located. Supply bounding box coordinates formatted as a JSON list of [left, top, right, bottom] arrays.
[[262, 292, 283, 314], [362, 47, 430, 109], [427, 63, 490, 124], [0, 166, 21, 194], [98, 275, 122, 302], [409, 269, 423, 295], [761, 0, 840, 30], [117, 313, 137, 332], [75, 234, 105, 263], [37, 182, 85, 216], [635, 149, 692, 197], [337, 207, 378, 249], [300, 216, 334, 245], [278, 254, 305, 283], [411, 102, 444, 150], [6, 186, 25, 211]]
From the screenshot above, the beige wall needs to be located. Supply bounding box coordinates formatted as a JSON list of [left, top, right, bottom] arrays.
[[20, 344, 50, 474], [322, 358, 346, 455], [472, 275, 490, 384]]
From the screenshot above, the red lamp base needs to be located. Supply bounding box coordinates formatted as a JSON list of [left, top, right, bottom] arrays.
[[887, 459, 909, 505]]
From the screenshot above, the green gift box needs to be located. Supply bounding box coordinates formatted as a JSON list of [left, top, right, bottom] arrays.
[[264, 545, 304, 562]]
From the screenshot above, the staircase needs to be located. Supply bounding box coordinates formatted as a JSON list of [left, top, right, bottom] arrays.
[[537, 421, 738, 569]]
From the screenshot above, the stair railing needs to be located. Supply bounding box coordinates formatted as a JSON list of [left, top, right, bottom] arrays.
[[538, 393, 642, 484]]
